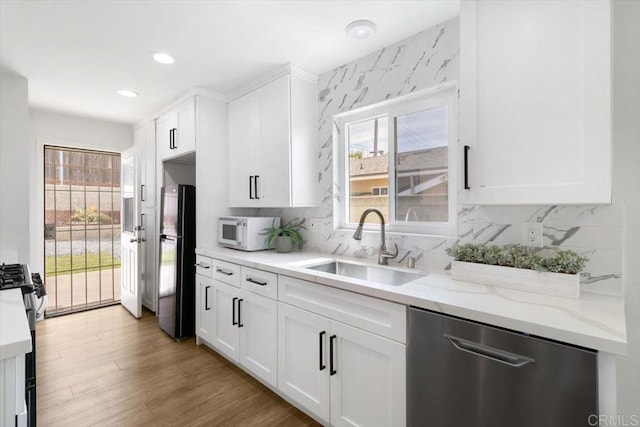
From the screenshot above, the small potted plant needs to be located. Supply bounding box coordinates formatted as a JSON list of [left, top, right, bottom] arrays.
[[260, 218, 306, 253]]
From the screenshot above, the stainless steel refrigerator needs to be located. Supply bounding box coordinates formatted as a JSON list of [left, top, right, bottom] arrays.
[[158, 184, 196, 340]]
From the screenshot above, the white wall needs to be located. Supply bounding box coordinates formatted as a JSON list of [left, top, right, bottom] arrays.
[[0, 73, 30, 263], [29, 108, 133, 274]]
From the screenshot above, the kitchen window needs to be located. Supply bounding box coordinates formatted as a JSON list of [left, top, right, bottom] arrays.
[[334, 84, 457, 236]]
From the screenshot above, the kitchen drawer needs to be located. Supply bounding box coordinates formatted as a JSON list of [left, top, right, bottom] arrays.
[[240, 267, 277, 300], [195, 255, 214, 278], [210, 259, 241, 287], [278, 275, 406, 343]]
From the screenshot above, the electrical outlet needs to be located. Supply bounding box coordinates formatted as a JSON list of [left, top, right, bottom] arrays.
[[309, 218, 324, 233], [522, 223, 543, 247]]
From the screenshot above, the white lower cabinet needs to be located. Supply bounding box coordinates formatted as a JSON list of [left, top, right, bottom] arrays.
[[199, 272, 278, 388], [210, 280, 241, 362], [278, 302, 332, 421], [196, 274, 214, 343], [196, 258, 407, 426], [278, 302, 406, 426], [239, 291, 278, 387], [329, 320, 406, 427]]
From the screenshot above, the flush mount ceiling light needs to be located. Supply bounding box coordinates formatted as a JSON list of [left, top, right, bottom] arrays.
[[152, 52, 175, 64], [346, 20, 377, 40], [117, 89, 139, 98]]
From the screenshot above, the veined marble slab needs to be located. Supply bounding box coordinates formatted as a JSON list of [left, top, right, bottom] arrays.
[[196, 246, 627, 355]]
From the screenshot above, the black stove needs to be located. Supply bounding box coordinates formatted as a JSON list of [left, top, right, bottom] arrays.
[[0, 262, 28, 288]]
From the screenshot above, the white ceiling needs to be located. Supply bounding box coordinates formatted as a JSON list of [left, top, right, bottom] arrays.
[[0, 1, 459, 125]]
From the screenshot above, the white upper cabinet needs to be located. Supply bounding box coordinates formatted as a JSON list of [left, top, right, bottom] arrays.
[[459, 0, 612, 205], [157, 98, 196, 161], [228, 90, 261, 208], [228, 66, 318, 208], [135, 121, 156, 208]]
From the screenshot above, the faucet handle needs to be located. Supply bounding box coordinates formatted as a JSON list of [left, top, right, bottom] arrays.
[[382, 242, 399, 259]]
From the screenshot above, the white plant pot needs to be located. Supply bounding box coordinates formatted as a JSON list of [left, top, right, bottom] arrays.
[[450, 261, 580, 299]]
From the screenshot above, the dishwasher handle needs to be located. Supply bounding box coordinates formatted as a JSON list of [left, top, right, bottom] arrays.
[[444, 334, 535, 368]]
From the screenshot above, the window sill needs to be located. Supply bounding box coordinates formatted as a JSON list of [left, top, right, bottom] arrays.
[[335, 226, 456, 240]]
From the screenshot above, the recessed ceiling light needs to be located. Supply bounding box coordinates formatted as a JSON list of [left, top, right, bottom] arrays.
[[117, 89, 139, 98], [153, 52, 175, 64], [346, 20, 377, 40]]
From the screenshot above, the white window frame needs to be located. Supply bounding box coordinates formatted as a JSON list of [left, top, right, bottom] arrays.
[[333, 83, 458, 237]]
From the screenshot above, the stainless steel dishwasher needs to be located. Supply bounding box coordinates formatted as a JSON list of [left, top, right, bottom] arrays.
[[408, 306, 598, 427]]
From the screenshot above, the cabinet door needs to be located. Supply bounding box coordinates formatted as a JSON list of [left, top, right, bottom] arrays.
[[459, 0, 611, 205], [238, 292, 277, 387], [329, 321, 406, 427], [140, 206, 156, 312], [140, 121, 156, 208], [211, 280, 240, 362], [278, 303, 331, 423], [174, 99, 196, 155], [228, 91, 261, 207], [259, 74, 291, 207], [157, 113, 176, 162], [196, 274, 214, 343]]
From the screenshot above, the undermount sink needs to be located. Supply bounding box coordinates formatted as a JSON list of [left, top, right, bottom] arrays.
[[305, 260, 424, 286]]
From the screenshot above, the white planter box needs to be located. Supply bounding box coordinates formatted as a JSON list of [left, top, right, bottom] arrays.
[[450, 261, 580, 299]]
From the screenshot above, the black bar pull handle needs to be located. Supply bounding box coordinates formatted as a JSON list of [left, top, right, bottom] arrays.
[[169, 129, 174, 149], [319, 331, 326, 371], [246, 277, 267, 286], [254, 175, 260, 199], [329, 334, 337, 376], [205, 286, 211, 310], [249, 175, 254, 199], [172, 128, 178, 149], [232, 297, 238, 325], [216, 268, 233, 276], [463, 145, 470, 190], [140, 184, 145, 202], [238, 299, 244, 327]]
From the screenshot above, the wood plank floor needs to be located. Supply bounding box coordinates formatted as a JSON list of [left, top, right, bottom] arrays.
[[37, 305, 321, 426]]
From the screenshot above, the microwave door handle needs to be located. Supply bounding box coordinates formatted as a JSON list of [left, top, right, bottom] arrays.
[[236, 221, 245, 247]]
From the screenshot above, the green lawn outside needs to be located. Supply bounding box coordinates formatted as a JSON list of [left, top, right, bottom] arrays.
[[45, 253, 121, 277]]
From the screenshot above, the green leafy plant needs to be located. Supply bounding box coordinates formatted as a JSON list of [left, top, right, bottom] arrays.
[[260, 218, 306, 249], [446, 243, 587, 274], [70, 206, 112, 224]]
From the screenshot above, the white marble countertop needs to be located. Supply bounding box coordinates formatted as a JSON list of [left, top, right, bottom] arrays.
[[196, 247, 628, 355], [0, 289, 32, 360]]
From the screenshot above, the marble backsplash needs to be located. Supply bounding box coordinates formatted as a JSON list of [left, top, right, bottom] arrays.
[[259, 16, 624, 297]]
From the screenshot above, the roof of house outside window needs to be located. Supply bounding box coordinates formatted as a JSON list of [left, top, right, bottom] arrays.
[[349, 146, 447, 177]]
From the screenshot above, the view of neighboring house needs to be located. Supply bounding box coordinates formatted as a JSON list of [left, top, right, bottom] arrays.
[[348, 146, 449, 223]]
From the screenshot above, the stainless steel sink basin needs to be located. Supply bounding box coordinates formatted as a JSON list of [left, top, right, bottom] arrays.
[[305, 260, 424, 286]]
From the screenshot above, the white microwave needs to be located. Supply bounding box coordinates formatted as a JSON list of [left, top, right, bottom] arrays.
[[218, 216, 280, 251]]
